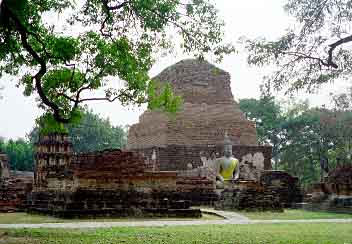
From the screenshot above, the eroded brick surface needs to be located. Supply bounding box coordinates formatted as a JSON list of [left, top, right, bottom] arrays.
[[127, 59, 258, 149], [0, 171, 33, 212], [1, 152, 33, 212], [132, 145, 272, 177], [30, 134, 200, 218], [215, 180, 283, 212], [260, 170, 303, 207], [303, 166, 352, 212]]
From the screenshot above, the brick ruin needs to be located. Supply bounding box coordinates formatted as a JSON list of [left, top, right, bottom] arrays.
[[128, 59, 258, 149], [127, 59, 306, 210], [215, 181, 283, 212], [303, 165, 352, 213], [1, 152, 33, 212], [29, 134, 200, 218], [128, 59, 272, 179], [260, 170, 303, 207], [135, 145, 272, 175], [126, 59, 302, 211], [214, 171, 303, 212], [1, 59, 306, 215]]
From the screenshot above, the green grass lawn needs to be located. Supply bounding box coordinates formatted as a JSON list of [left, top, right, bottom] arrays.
[[241, 209, 352, 220], [1, 223, 352, 244], [0, 212, 221, 224]]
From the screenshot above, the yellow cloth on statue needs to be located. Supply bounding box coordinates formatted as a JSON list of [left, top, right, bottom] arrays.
[[219, 158, 238, 180]]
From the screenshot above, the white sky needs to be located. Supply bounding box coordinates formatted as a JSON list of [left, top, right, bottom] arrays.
[[0, 0, 347, 139]]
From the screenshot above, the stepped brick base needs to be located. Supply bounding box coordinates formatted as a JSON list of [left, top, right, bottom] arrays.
[[260, 170, 303, 207], [215, 181, 283, 212], [28, 190, 200, 218], [30, 145, 201, 218]]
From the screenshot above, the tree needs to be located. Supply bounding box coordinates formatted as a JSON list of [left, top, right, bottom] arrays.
[[239, 94, 352, 185], [0, 0, 234, 126], [239, 94, 283, 169], [29, 109, 127, 153], [243, 0, 352, 94], [1, 138, 34, 171], [278, 103, 352, 185], [279, 104, 322, 185]]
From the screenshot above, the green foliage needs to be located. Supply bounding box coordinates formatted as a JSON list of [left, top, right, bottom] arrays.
[[0, 0, 234, 126], [243, 0, 352, 95], [1, 110, 126, 171], [239, 94, 284, 169], [29, 109, 127, 153], [239, 95, 282, 144], [0, 138, 34, 171], [147, 80, 183, 114], [240, 96, 352, 186]]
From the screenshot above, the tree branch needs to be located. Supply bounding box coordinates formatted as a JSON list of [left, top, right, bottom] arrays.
[[100, 0, 129, 37], [327, 34, 352, 69], [5, 3, 71, 123]]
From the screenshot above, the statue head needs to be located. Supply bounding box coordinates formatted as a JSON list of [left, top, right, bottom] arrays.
[[223, 132, 233, 158]]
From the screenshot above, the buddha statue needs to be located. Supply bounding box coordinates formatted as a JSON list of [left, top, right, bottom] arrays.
[[215, 133, 239, 188]]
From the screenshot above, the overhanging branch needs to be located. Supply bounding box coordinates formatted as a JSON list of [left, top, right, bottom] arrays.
[[327, 34, 352, 69], [5, 3, 71, 123]]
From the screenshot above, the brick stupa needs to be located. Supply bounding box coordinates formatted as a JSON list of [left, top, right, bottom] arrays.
[[127, 59, 257, 149]]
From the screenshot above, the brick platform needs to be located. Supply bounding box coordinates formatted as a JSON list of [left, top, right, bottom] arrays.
[[29, 135, 201, 218]]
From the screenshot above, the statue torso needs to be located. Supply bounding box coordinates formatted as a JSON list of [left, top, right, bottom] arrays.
[[217, 157, 238, 180]]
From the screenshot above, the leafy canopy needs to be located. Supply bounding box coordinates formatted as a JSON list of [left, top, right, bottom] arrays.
[[0, 0, 234, 127], [0, 138, 34, 171], [240, 96, 352, 185], [243, 0, 352, 94]]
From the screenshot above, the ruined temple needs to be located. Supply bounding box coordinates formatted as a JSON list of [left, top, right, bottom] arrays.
[[128, 59, 272, 172], [12, 60, 304, 215], [29, 133, 200, 217]]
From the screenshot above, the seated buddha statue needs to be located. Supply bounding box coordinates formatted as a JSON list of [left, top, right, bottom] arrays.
[[215, 133, 239, 188]]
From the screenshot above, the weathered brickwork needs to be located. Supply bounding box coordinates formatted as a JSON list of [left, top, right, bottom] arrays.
[[303, 166, 352, 213], [34, 134, 72, 191], [176, 168, 219, 206], [215, 181, 283, 212], [30, 134, 200, 218], [1, 152, 33, 212], [260, 170, 303, 207], [0, 171, 33, 212], [132, 144, 272, 206], [132, 144, 272, 173], [127, 59, 258, 149]]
